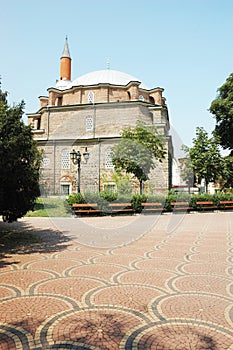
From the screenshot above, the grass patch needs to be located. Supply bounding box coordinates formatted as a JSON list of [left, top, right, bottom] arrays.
[[26, 197, 72, 217]]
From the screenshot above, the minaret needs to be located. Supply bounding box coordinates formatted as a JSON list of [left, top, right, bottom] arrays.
[[60, 36, 71, 81]]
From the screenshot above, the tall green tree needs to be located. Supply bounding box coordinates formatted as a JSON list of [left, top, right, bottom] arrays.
[[209, 73, 233, 152], [221, 155, 233, 189], [182, 127, 222, 192], [111, 121, 165, 194], [179, 145, 195, 188], [0, 85, 41, 222]]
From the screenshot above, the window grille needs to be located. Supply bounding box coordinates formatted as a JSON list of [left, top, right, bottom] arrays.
[[61, 149, 70, 169], [105, 148, 114, 169], [86, 116, 93, 131], [61, 184, 70, 195], [41, 157, 50, 167], [88, 91, 94, 103]]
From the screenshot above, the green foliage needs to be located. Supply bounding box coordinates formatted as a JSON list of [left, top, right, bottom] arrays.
[[209, 73, 233, 151], [112, 121, 165, 194], [0, 84, 41, 222], [131, 193, 147, 213], [26, 197, 71, 217], [66, 193, 85, 205], [180, 146, 195, 186], [221, 155, 233, 188], [39, 191, 233, 216], [99, 190, 118, 202], [117, 179, 132, 196], [182, 127, 223, 192]]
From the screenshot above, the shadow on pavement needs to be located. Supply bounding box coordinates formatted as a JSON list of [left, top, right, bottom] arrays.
[[0, 219, 72, 268]]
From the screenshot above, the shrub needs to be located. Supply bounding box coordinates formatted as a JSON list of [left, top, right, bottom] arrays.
[[100, 191, 118, 202], [66, 193, 85, 205], [117, 179, 132, 196], [131, 194, 147, 213]]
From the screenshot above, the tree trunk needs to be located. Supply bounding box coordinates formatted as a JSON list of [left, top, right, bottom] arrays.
[[205, 179, 209, 193], [139, 179, 143, 195]]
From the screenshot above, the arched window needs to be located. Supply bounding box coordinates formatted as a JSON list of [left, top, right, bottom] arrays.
[[127, 91, 131, 100], [149, 96, 155, 104], [61, 149, 70, 169], [139, 95, 144, 101], [105, 148, 114, 169]]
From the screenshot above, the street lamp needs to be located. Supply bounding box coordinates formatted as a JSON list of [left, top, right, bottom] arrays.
[[70, 147, 90, 193]]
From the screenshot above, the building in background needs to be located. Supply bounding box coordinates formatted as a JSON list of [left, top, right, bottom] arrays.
[[27, 38, 173, 195]]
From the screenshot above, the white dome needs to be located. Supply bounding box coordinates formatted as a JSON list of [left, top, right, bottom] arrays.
[[61, 69, 148, 90]]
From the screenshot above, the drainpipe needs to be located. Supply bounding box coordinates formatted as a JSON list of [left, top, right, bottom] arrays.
[[98, 138, 101, 192], [53, 140, 56, 194], [93, 103, 96, 139], [47, 106, 50, 140]]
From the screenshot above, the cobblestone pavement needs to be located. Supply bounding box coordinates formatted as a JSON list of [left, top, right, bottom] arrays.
[[0, 212, 232, 349]]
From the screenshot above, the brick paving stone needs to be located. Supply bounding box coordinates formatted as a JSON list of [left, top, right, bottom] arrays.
[[157, 294, 232, 329], [0, 270, 54, 292], [135, 258, 182, 271], [35, 276, 104, 304], [0, 296, 72, 335], [173, 274, 231, 296], [134, 324, 233, 350], [181, 262, 230, 276], [91, 285, 163, 314], [0, 212, 233, 349], [49, 309, 143, 350], [118, 270, 176, 291], [69, 263, 126, 281], [26, 258, 83, 275]]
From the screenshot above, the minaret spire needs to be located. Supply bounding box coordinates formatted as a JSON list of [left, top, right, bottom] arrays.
[[60, 36, 71, 81]]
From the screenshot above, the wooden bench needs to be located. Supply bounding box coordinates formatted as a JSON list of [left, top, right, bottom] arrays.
[[219, 200, 233, 210], [170, 201, 193, 212], [108, 203, 135, 215], [196, 201, 217, 211], [72, 203, 101, 216], [141, 202, 163, 213]]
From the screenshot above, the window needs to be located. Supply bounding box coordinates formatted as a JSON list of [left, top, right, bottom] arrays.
[[105, 148, 114, 169], [103, 183, 116, 193], [61, 149, 70, 169], [57, 96, 63, 106], [86, 116, 93, 131], [139, 95, 144, 101], [34, 118, 41, 130], [88, 91, 94, 103], [149, 96, 155, 104], [41, 156, 50, 168], [61, 184, 70, 195]]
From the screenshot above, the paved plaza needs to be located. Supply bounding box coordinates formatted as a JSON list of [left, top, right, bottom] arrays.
[[0, 211, 232, 349]]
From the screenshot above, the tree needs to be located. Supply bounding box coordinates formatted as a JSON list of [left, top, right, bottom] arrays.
[[221, 155, 233, 189], [179, 146, 195, 188], [111, 121, 165, 194], [0, 84, 41, 222], [209, 73, 233, 152], [182, 127, 222, 193]]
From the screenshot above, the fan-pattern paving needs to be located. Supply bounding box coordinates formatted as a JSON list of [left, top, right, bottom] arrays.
[[0, 212, 232, 349]]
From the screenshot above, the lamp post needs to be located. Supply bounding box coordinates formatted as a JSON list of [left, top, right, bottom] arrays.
[[70, 147, 90, 193]]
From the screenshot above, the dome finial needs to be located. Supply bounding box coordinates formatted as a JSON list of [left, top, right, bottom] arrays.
[[106, 58, 110, 70], [61, 36, 71, 58]]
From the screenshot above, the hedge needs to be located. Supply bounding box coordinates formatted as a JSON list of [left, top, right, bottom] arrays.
[[66, 191, 233, 213]]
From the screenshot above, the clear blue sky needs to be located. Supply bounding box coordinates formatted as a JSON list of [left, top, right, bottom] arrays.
[[1, 0, 233, 156]]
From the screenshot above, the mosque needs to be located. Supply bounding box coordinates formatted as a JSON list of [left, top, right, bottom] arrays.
[[27, 38, 174, 195]]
